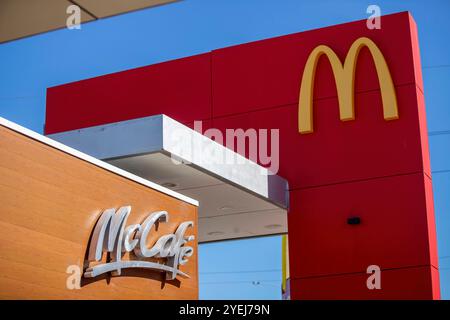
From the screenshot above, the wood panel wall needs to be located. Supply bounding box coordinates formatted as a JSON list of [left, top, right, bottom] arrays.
[[0, 125, 198, 299]]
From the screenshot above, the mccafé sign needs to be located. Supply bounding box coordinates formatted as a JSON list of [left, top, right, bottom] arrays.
[[85, 206, 195, 280], [298, 36, 399, 134]]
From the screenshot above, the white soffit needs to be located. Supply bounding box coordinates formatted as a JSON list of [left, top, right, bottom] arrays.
[[48, 115, 289, 243], [0, 0, 178, 43]]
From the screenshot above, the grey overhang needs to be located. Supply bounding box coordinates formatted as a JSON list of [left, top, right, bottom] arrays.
[[48, 114, 289, 242]]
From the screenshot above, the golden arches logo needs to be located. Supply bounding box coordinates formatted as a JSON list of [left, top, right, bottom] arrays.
[[298, 37, 399, 134]]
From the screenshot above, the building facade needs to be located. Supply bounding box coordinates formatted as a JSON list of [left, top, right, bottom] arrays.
[[42, 12, 440, 299]]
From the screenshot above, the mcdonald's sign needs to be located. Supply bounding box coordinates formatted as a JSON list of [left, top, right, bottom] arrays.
[[298, 37, 399, 134]]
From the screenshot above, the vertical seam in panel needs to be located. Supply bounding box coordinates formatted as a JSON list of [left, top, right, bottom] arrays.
[[210, 53, 214, 125]]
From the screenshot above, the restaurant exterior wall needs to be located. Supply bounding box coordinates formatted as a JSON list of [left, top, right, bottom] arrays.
[[0, 119, 198, 299]]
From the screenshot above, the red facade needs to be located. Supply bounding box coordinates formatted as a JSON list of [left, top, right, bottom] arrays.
[[45, 12, 440, 299]]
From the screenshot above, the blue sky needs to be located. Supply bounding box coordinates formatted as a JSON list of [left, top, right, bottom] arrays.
[[0, 0, 449, 299]]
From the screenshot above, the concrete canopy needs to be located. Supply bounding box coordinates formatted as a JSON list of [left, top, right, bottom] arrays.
[[48, 114, 289, 243], [0, 0, 178, 43]]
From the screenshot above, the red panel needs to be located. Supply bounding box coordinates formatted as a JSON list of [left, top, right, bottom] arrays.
[[431, 265, 441, 300], [212, 84, 427, 189], [45, 53, 212, 134], [417, 89, 432, 179], [211, 12, 422, 118], [287, 173, 436, 279], [290, 266, 439, 300], [408, 14, 424, 92], [425, 176, 439, 269]]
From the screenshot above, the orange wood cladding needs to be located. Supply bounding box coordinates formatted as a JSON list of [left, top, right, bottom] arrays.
[[0, 125, 198, 299]]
